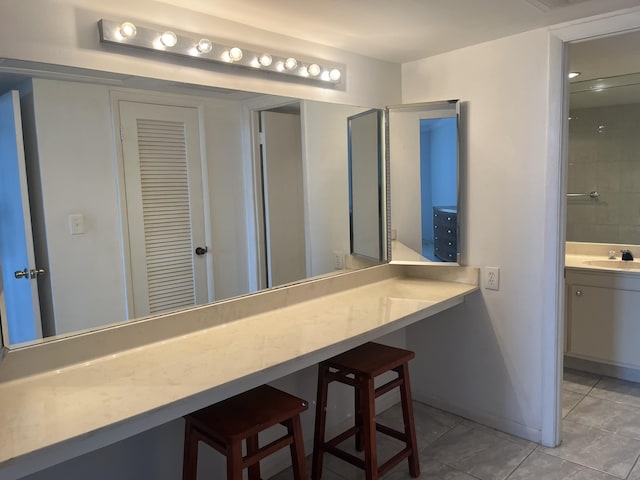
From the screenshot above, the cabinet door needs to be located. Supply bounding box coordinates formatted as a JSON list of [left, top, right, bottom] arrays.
[[569, 284, 640, 367]]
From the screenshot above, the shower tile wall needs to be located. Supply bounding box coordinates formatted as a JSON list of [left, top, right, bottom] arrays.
[[567, 103, 640, 245]]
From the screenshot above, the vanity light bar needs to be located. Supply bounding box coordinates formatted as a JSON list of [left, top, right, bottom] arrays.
[[98, 19, 345, 87]]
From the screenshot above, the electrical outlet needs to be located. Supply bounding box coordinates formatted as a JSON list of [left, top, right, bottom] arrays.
[[485, 267, 500, 291]]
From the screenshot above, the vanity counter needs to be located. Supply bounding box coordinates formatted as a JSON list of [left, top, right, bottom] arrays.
[[0, 264, 478, 480], [565, 242, 640, 274], [565, 254, 640, 273]]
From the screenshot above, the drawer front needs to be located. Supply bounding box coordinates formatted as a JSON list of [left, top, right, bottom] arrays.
[[433, 207, 457, 262]]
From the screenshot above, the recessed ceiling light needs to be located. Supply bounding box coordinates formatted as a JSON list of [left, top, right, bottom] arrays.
[[568, 72, 581, 79]]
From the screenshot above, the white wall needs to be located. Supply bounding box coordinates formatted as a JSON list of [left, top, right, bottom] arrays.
[[401, 29, 558, 442], [0, 0, 400, 108], [26, 79, 127, 334]]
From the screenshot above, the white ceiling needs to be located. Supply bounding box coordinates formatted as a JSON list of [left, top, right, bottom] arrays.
[[157, 0, 640, 63]]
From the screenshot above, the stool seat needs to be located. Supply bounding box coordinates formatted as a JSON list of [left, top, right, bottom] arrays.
[[321, 342, 415, 377], [183, 385, 308, 480], [312, 342, 420, 480]]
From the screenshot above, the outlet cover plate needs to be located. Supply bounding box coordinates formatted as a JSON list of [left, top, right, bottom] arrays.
[[485, 267, 500, 290]]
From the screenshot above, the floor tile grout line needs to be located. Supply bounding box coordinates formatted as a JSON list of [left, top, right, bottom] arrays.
[[564, 408, 640, 443], [562, 390, 588, 419], [503, 447, 536, 480], [625, 452, 640, 480]]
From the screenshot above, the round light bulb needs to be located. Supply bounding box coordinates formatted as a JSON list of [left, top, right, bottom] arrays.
[[119, 22, 137, 39], [229, 47, 243, 61], [284, 57, 297, 70], [196, 38, 213, 54], [329, 68, 341, 81], [275, 61, 285, 72], [320, 71, 331, 81], [258, 53, 273, 67], [299, 66, 309, 77], [160, 31, 178, 47], [308, 63, 321, 77]]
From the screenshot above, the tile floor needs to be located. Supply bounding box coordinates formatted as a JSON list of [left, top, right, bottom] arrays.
[[270, 369, 640, 479]]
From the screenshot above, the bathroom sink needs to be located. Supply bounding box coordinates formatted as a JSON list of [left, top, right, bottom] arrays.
[[585, 260, 640, 270]]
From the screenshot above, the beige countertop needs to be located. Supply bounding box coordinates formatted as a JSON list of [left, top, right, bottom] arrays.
[[0, 263, 478, 480], [565, 242, 640, 273]]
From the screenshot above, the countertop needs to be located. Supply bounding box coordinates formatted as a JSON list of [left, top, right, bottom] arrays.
[[0, 263, 478, 479], [565, 242, 640, 273], [565, 254, 640, 273]]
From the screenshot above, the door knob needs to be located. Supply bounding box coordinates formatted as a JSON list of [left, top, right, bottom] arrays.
[[195, 246, 208, 256], [14, 269, 29, 279]]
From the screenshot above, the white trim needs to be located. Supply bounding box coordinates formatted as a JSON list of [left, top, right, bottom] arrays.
[[240, 95, 304, 291], [544, 6, 640, 447], [109, 89, 214, 314]]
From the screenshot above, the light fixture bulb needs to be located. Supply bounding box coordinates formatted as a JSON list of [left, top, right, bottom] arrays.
[[258, 53, 273, 67], [229, 47, 243, 61], [119, 22, 137, 39], [329, 68, 341, 81], [320, 71, 331, 81], [308, 63, 321, 77], [160, 31, 178, 47], [284, 57, 297, 70], [275, 61, 285, 72], [568, 72, 580, 79], [299, 66, 309, 77], [196, 38, 212, 54]]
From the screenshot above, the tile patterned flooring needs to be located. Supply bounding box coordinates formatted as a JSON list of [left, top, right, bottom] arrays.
[[270, 369, 640, 479]]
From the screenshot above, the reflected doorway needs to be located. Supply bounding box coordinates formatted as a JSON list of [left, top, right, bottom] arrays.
[[254, 104, 307, 288]]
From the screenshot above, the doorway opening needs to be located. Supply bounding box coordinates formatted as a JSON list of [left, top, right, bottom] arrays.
[[251, 103, 307, 289]]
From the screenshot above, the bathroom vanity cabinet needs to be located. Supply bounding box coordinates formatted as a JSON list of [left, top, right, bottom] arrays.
[[565, 269, 640, 369]]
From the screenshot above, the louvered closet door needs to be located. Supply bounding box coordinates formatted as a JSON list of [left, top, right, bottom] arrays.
[[119, 101, 208, 318]]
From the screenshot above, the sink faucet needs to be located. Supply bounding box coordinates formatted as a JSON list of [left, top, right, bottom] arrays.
[[621, 249, 634, 261]]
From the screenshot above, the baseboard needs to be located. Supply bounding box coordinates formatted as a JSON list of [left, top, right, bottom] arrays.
[[564, 355, 640, 383], [412, 390, 542, 444]]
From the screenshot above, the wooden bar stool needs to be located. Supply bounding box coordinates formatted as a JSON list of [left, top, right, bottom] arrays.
[[312, 342, 420, 480], [183, 384, 309, 480]]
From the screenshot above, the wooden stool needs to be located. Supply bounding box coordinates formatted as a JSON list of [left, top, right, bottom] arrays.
[[183, 384, 309, 480], [312, 342, 420, 480]]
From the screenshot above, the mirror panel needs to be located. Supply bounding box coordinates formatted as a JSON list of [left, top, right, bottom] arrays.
[[388, 100, 460, 263], [0, 60, 382, 348], [348, 109, 385, 261], [567, 30, 640, 246]]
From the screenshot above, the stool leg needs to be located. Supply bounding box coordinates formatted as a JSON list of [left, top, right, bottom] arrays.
[[312, 364, 329, 480], [361, 376, 378, 480], [182, 419, 198, 480], [398, 363, 420, 477], [246, 434, 261, 480], [226, 438, 244, 480], [355, 378, 363, 451], [287, 415, 308, 480]]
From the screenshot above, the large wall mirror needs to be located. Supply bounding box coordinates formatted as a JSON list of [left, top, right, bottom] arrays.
[[0, 59, 383, 347], [388, 101, 460, 263], [567, 31, 640, 246]]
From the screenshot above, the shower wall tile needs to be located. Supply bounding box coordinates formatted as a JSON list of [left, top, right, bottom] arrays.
[[567, 103, 640, 245]]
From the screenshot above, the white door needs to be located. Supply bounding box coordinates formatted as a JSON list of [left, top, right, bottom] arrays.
[[260, 110, 307, 287], [118, 101, 208, 318], [0, 90, 42, 344]]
